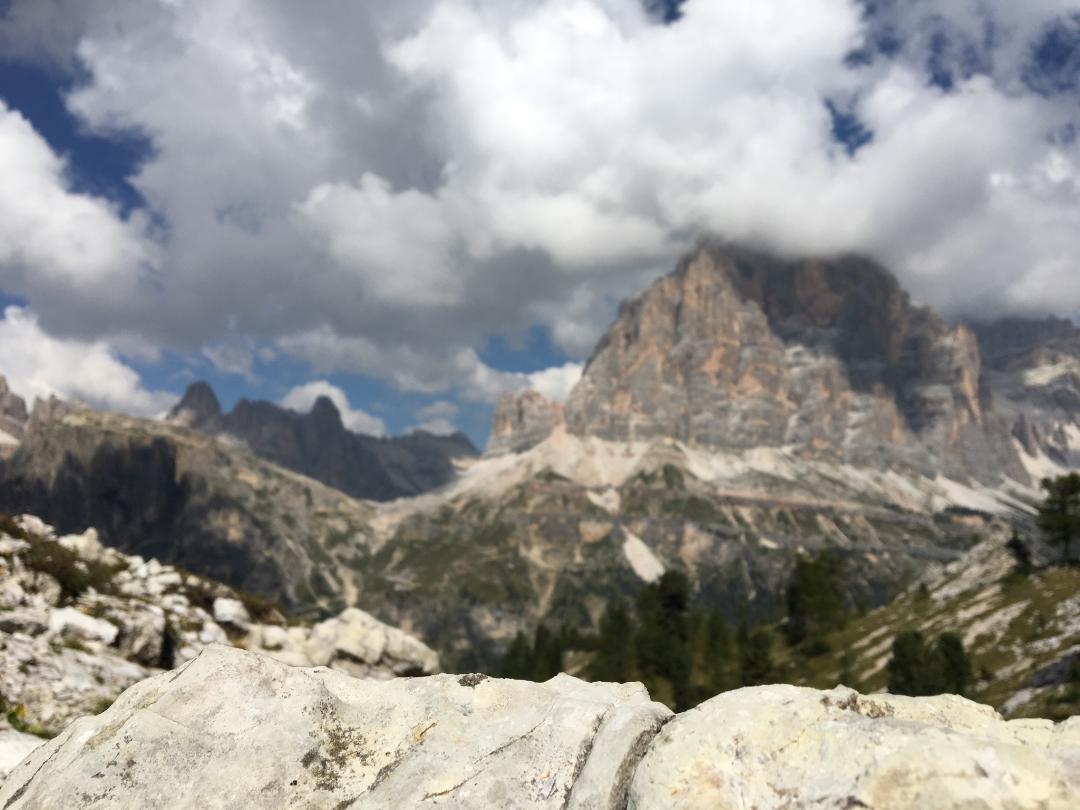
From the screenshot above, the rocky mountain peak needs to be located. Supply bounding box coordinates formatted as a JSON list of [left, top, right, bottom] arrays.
[[562, 243, 1020, 482], [169, 381, 222, 427], [307, 394, 345, 432]]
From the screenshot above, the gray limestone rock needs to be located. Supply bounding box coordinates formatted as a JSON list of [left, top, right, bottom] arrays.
[[628, 684, 1080, 809], [486, 390, 564, 456], [0, 645, 671, 809]]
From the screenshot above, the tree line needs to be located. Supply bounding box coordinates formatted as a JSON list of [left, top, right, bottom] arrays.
[[498, 472, 1080, 706]]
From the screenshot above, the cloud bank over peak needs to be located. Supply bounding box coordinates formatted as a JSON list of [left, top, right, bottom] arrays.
[[0, 0, 1077, 410], [280, 380, 387, 437], [0, 306, 175, 416]]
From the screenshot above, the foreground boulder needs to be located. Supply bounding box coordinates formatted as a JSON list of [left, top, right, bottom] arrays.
[[0, 721, 40, 781], [630, 684, 1080, 809], [3, 647, 1079, 809], [0, 645, 671, 809]]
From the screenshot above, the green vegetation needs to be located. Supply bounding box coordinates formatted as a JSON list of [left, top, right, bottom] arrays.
[[1038, 473, 1080, 565], [499, 571, 767, 711], [1, 514, 122, 600], [0, 693, 55, 739], [886, 630, 972, 696], [1006, 530, 1033, 575], [784, 549, 849, 649]]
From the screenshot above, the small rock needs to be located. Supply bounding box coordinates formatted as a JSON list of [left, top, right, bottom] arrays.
[[212, 597, 251, 631], [0, 609, 48, 636], [0, 537, 29, 556], [47, 607, 119, 647], [56, 528, 104, 562]]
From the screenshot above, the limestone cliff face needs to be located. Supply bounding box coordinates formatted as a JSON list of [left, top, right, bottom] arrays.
[[486, 390, 564, 456], [0, 376, 27, 444], [971, 316, 1080, 471], [563, 244, 1025, 483]]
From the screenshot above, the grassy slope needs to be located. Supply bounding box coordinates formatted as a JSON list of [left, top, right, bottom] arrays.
[[771, 538, 1080, 720]]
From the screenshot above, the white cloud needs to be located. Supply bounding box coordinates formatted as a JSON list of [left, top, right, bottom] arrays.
[[0, 101, 155, 296], [280, 380, 387, 436], [0, 0, 1078, 402], [0, 306, 176, 416], [525, 363, 584, 403], [409, 400, 461, 435]]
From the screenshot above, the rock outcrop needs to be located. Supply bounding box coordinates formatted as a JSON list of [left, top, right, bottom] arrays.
[[630, 684, 1080, 809], [2, 646, 1076, 809], [486, 390, 564, 456], [970, 316, 1080, 471], [563, 244, 1025, 484], [0, 514, 437, 737], [0, 376, 27, 451], [0, 399, 379, 612], [169, 382, 478, 501]]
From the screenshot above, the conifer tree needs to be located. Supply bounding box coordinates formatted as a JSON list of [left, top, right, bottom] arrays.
[[1038, 473, 1080, 565]]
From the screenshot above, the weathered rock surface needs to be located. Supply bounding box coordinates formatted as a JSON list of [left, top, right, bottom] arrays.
[[0, 515, 438, 736], [0, 644, 672, 809], [0, 721, 42, 781], [2, 648, 1076, 809], [487, 390, 565, 456], [564, 244, 1026, 485], [630, 684, 1080, 810], [0, 376, 27, 454], [170, 381, 478, 501], [0, 399, 379, 612]]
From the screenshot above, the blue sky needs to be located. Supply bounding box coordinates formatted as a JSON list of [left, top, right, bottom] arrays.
[[0, 1, 1078, 446]]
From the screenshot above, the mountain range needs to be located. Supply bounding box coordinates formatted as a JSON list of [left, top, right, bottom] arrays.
[[1, 241, 1078, 674], [169, 381, 477, 501]]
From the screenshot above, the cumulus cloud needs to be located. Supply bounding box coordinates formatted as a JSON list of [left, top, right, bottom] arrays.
[[0, 306, 176, 416], [409, 400, 461, 435], [0, 0, 1078, 404], [280, 380, 387, 436], [524, 363, 584, 403], [0, 101, 155, 298]]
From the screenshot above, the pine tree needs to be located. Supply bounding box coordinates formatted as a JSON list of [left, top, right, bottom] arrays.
[[887, 631, 936, 696], [590, 600, 635, 682], [703, 612, 738, 693], [499, 632, 534, 680], [1006, 531, 1033, 575], [1038, 473, 1080, 566], [739, 627, 775, 686], [785, 549, 850, 647], [530, 625, 563, 681], [935, 632, 972, 696]]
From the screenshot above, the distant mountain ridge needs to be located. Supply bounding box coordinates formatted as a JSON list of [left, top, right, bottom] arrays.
[[169, 381, 477, 501]]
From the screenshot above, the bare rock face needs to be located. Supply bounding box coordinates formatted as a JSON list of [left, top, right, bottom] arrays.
[[0, 645, 672, 809], [0, 375, 27, 448], [970, 316, 1080, 471], [2, 649, 1075, 810], [629, 684, 1080, 810], [564, 244, 1025, 483], [486, 390, 565, 455]]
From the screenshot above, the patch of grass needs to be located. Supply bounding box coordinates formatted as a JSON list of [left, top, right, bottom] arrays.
[[0, 693, 55, 739], [1, 514, 123, 600]]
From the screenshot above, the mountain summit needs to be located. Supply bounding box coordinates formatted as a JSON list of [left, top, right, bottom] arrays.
[[491, 243, 1079, 487]]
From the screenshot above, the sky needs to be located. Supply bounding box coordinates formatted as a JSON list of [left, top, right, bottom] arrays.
[[0, 0, 1078, 446]]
